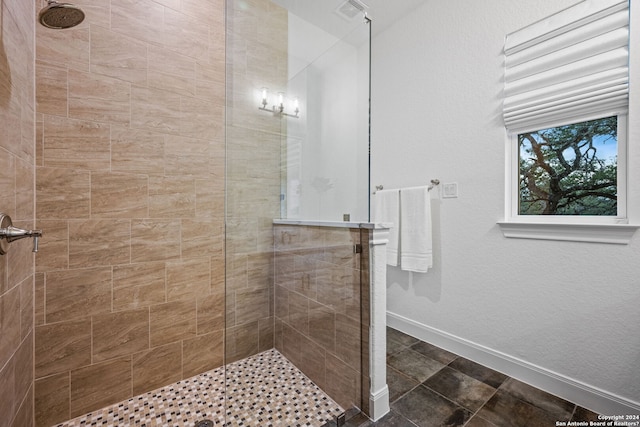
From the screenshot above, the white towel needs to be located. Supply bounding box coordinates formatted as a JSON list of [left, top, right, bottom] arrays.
[[372, 189, 399, 266], [400, 186, 432, 273]]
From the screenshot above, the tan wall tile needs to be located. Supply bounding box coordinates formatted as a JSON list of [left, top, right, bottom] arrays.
[[15, 158, 34, 219], [67, 0, 111, 28], [166, 258, 210, 302], [316, 263, 349, 310], [182, 330, 224, 378], [36, 167, 90, 219], [90, 25, 148, 85], [281, 324, 326, 390], [0, 286, 20, 374], [0, 155, 16, 216], [195, 74, 224, 103], [235, 287, 270, 325], [308, 300, 335, 353], [70, 358, 132, 417], [35, 320, 91, 378], [12, 386, 34, 427], [181, 218, 223, 258], [164, 135, 209, 176], [0, 354, 15, 425], [247, 251, 272, 290], [196, 291, 224, 334], [259, 316, 274, 352], [325, 353, 360, 410], [42, 115, 111, 170], [149, 300, 197, 347], [130, 86, 182, 134], [287, 290, 309, 335], [35, 115, 44, 166], [93, 308, 150, 363], [130, 219, 181, 263], [35, 373, 70, 427], [0, 255, 7, 297], [181, 0, 223, 24], [210, 250, 225, 293], [45, 267, 112, 323], [35, 61, 67, 117], [148, 176, 196, 218], [195, 178, 224, 219], [154, 0, 181, 11], [35, 273, 45, 326], [68, 219, 131, 268], [225, 254, 248, 291], [162, 8, 209, 61], [335, 313, 361, 371], [113, 262, 166, 311], [275, 285, 288, 323], [147, 45, 196, 96], [110, 0, 165, 46], [225, 321, 259, 364], [68, 69, 131, 125], [35, 220, 69, 272], [132, 342, 182, 395], [14, 331, 33, 405], [19, 278, 34, 340], [91, 172, 149, 218], [179, 96, 223, 141], [36, 25, 90, 72], [111, 126, 165, 175]]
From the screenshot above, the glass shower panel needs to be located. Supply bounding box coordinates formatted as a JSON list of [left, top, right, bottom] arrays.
[[282, 17, 371, 222], [225, 0, 371, 424]]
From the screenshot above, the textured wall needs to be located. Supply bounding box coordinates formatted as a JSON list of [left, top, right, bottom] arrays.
[[32, 0, 226, 425], [0, 0, 36, 425], [372, 0, 640, 411], [273, 224, 365, 412]]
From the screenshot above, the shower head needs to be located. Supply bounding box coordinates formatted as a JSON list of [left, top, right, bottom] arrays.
[[39, 0, 85, 29]]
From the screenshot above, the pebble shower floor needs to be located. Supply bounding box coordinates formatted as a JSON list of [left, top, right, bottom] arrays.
[[55, 349, 344, 427]]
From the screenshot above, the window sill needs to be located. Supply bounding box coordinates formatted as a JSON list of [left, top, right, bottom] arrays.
[[497, 221, 639, 244]]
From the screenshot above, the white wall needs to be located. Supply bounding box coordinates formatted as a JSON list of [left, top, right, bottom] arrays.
[[371, 0, 640, 414]]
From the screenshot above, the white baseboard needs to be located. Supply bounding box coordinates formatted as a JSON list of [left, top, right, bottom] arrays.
[[387, 311, 640, 416], [369, 385, 390, 422]]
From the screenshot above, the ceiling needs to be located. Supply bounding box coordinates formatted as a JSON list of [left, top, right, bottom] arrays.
[[270, 0, 428, 41]]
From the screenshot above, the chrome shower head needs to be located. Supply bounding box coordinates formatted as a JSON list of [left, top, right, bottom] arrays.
[[39, 0, 85, 29]]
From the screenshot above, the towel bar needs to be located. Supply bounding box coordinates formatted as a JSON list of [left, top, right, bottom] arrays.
[[373, 179, 440, 194]]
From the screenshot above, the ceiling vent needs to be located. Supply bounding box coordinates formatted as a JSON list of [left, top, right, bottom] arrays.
[[334, 0, 369, 21]]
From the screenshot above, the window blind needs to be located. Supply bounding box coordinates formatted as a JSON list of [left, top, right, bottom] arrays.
[[503, 0, 629, 131]]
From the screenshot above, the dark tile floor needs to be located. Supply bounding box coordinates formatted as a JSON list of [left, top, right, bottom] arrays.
[[330, 327, 601, 427]]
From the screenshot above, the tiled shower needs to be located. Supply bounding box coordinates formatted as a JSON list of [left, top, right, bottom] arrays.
[[0, 0, 372, 425], [32, 0, 226, 424]]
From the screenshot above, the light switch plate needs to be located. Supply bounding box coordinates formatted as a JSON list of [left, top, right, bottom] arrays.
[[442, 182, 458, 198]]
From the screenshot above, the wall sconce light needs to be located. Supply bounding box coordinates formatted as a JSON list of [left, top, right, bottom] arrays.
[[259, 88, 300, 118]]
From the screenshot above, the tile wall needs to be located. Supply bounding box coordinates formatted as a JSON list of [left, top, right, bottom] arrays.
[[224, 0, 287, 363], [0, 0, 36, 425], [273, 224, 368, 413], [33, 0, 226, 425]]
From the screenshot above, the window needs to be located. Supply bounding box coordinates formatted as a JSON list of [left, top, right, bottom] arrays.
[[515, 114, 626, 219], [499, 0, 638, 243]]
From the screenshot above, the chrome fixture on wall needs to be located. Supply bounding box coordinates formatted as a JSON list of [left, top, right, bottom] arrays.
[[259, 88, 300, 118], [38, 0, 85, 29], [0, 213, 43, 255]]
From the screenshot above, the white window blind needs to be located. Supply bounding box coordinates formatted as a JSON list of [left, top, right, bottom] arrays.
[[503, 0, 629, 131]]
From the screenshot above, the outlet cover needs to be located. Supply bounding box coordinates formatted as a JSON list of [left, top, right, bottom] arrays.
[[442, 182, 458, 198]]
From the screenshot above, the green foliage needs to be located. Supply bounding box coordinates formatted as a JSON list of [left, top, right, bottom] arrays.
[[518, 116, 617, 215]]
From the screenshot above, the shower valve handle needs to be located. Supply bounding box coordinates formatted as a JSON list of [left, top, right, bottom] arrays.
[[0, 213, 43, 255]]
